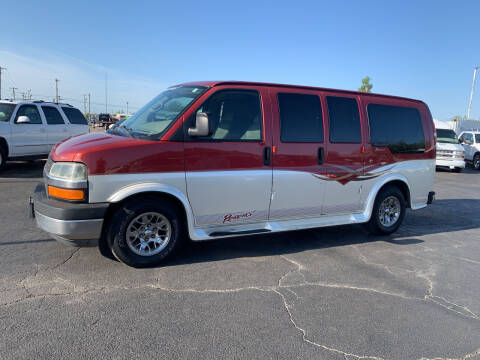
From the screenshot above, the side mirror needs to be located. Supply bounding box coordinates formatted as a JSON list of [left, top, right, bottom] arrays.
[[16, 115, 31, 124], [188, 112, 210, 137]]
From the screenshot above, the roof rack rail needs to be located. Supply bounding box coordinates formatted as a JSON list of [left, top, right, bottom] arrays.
[[33, 100, 45, 103]]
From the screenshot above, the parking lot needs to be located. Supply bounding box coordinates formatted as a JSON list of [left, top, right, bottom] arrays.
[[0, 161, 479, 360]]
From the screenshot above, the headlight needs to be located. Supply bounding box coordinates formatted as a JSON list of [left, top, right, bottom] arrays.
[[49, 162, 87, 181]]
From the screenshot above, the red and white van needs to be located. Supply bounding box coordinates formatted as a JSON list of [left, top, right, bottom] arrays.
[[32, 81, 436, 267]]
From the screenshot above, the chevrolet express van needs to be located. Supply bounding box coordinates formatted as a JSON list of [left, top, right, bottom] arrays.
[[433, 119, 465, 172], [32, 81, 436, 267]]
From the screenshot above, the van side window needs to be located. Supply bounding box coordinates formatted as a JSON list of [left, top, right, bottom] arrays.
[[192, 90, 262, 141], [327, 96, 361, 143], [62, 107, 88, 125], [278, 93, 323, 142], [15, 105, 42, 124], [42, 106, 65, 125], [368, 104, 425, 153]]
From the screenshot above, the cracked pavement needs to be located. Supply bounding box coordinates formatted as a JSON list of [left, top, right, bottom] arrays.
[[1, 161, 479, 360]]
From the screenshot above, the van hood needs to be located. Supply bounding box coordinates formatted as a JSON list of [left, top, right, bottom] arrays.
[[50, 132, 143, 162], [50, 132, 184, 175], [436, 142, 464, 152]]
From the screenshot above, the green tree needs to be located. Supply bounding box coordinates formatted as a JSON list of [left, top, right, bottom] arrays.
[[358, 76, 373, 93]]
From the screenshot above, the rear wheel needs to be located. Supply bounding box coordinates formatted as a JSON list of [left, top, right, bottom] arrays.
[[366, 185, 406, 235], [0, 145, 6, 171], [107, 198, 183, 267], [473, 154, 480, 170]]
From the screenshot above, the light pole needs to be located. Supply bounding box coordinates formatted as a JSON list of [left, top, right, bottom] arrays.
[[467, 66, 479, 120]]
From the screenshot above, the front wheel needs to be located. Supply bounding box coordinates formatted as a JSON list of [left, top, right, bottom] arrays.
[[107, 198, 183, 267], [365, 186, 406, 235], [453, 167, 462, 173]]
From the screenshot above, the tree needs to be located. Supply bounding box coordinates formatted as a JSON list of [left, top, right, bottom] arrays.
[[358, 76, 373, 93]]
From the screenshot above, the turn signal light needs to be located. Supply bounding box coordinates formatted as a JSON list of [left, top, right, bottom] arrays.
[[48, 186, 85, 201]]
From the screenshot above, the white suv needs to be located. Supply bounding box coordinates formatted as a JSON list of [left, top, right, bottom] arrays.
[[0, 100, 89, 170], [458, 131, 480, 170]]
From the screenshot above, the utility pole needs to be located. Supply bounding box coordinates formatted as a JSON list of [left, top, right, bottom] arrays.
[[83, 94, 87, 115], [55, 78, 60, 103], [88, 93, 91, 119], [0, 66, 5, 100], [126, 101, 128, 114], [467, 66, 479, 120], [10, 87, 18, 100], [105, 73, 108, 113]]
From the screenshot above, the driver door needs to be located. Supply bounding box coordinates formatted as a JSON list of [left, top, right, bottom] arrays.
[[183, 86, 273, 228]]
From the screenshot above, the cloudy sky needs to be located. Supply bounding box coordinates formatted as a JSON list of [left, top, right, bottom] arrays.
[[1, 0, 480, 119]]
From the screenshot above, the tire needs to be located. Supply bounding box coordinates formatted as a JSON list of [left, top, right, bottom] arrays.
[[453, 167, 462, 173], [0, 145, 6, 171], [107, 198, 183, 267], [365, 185, 406, 235], [474, 154, 480, 170]]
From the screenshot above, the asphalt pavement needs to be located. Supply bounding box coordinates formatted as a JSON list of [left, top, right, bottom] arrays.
[[1, 160, 479, 360]]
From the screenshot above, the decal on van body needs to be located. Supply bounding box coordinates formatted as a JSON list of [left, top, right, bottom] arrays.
[[313, 164, 395, 185]]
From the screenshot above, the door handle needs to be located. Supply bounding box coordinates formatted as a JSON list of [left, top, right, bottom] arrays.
[[318, 147, 324, 165], [263, 146, 271, 166]]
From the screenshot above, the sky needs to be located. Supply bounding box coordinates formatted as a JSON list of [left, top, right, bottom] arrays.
[[0, 0, 479, 119]]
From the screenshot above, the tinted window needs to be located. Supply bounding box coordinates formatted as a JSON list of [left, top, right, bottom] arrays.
[[62, 107, 87, 125], [0, 104, 15, 122], [190, 90, 262, 141], [42, 106, 65, 125], [476, 134, 480, 143], [368, 104, 425, 153], [15, 105, 42, 124], [278, 93, 323, 142], [327, 96, 361, 143]]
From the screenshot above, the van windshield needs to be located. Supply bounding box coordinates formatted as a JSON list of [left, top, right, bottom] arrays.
[[112, 85, 207, 140], [0, 104, 15, 122], [436, 129, 459, 144]]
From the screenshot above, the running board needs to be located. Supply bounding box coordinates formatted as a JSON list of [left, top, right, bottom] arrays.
[[209, 229, 271, 237]]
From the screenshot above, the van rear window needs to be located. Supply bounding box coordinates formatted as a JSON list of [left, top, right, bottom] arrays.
[[278, 93, 323, 142], [368, 104, 425, 153], [62, 107, 87, 125]]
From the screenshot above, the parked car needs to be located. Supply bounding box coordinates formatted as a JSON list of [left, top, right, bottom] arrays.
[[32, 81, 436, 267], [0, 100, 89, 170], [458, 130, 480, 170], [98, 113, 116, 127], [433, 119, 465, 172]]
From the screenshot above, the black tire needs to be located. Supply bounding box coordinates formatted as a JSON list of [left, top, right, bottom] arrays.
[[453, 167, 462, 173], [0, 145, 6, 171], [365, 185, 406, 235], [107, 198, 183, 267], [474, 154, 480, 170]]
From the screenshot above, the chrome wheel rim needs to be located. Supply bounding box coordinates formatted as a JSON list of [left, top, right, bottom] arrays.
[[378, 196, 401, 227], [126, 212, 171, 256]]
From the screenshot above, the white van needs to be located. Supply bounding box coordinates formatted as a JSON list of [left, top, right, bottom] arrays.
[[433, 119, 465, 172], [0, 100, 90, 170]]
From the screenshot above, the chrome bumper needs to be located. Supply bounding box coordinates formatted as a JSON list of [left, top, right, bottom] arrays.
[[35, 211, 103, 246]]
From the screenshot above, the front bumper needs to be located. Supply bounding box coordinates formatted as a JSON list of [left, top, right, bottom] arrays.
[[435, 158, 465, 169], [33, 183, 109, 246]]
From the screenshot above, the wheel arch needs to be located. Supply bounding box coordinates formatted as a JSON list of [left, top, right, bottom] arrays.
[[363, 175, 411, 222], [100, 184, 196, 249]]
